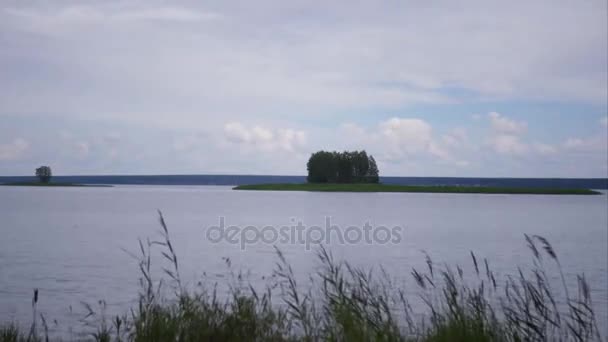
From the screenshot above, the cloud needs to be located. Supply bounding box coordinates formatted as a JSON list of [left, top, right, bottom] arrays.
[[377, 118, 464, 163], [338, 118, 470, 169], [115, 7, 220, 22], [484, 113, 574, 159], [0, 1, 605, 127], [379, 118, 435, 156], [223, 122, 306, 153], [564, 138, 586, 149], [3, 4, 219, 28], [475, 112, 605, 176], [489, 134, 529, 156], [172, 134, 206, 152], [0, 138, 29, 161], [58, 129, 126, 164], [563, 135, 607, 152], [532, 143, 557, 156], [442, 128, 468, 149], [486, 112, 531, 156], [488, 112, 527, 135], [0, 1, 606, 177], [562, 116, 608, 153], [1, 112, 605, 177]]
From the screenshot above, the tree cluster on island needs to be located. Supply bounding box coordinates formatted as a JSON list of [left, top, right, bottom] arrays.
[[35, 166, 52, 183], [307, 150, 379, 183]]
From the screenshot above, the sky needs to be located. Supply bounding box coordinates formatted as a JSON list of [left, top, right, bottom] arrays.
[[0, 0, 607, 177]]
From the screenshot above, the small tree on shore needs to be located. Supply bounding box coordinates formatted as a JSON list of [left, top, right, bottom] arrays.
[[35, 166, 52, 183]]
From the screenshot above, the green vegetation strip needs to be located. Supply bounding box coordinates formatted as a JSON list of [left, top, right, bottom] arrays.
[[0, 182, 111, 187], [233, 183, 600, 195]]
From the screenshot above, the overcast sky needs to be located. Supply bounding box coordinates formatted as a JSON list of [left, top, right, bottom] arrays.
[[1, 1, 606, 177]]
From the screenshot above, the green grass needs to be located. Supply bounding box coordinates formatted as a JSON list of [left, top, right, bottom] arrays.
[[1, 212, 604, 341], [233, 183, 601, 195], [0, 182, 111, 187]]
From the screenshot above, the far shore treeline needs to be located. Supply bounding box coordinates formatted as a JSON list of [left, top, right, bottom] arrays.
[[307, 150, 379, 183]]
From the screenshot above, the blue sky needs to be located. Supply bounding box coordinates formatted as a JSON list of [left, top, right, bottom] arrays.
[[0, 1, 607, 177]]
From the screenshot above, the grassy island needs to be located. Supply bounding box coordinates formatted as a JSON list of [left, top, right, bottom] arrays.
[[0, 182, 111, 187], [233, 183, 601, 195]]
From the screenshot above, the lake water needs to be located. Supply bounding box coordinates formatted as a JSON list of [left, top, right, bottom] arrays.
[[1, 185, 607, 335]]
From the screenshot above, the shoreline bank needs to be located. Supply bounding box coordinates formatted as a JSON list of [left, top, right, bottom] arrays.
[[233, 183, 601, 195]]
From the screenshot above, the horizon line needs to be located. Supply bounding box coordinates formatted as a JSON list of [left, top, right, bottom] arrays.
[[0, 173, 607, 180]]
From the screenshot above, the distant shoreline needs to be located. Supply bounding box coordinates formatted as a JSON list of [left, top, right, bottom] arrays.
[[0, 182, 112, 187], [233, 183, 601, 195], [0, 175, 606, 189]]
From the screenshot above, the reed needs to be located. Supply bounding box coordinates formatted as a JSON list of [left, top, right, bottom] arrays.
[[1, 212, 604, 341]]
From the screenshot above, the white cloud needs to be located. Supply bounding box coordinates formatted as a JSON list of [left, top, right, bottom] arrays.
[[442, 128, 468, 149], [337, 118, 469, 169], [532, 142, 557, 156], [275, 129, 307, 152], [488, 112, 527, 135], [563, 135, 607, 152], [223, 122, 306, 153], [379, 118, 434, 156], [564, 138, 586, 149], [486, 112, 534, 156], [0, 138, 29, 161], [224, 122, 253, 144], [3, 4, 219, 28], [485, 112, 566, 158], [490, 134, 529, 156], [484, 112, 605, 165]]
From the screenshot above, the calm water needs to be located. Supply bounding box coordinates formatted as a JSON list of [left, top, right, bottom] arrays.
[[1, 185, 607, 334]]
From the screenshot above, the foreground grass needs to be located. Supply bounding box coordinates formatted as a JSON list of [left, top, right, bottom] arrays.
[[0, 182, 111, 187], [233, 183, 601, 195], [1, 212, 604, 341]]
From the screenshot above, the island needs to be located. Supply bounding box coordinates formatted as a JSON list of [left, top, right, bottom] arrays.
[[0, 166, 111, 187], [233, 183, 600, 195], [233, 150, 601, 195], [0, 182, 111, 187]]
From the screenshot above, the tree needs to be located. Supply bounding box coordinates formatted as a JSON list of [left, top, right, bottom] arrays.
[[307, 151, 338, 183], [367, 155, 379, 183], [35, 166, 52, 183], [336, 152, 354, 183], [352, 150, 369, 182], [307, 150, 379, 184]]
